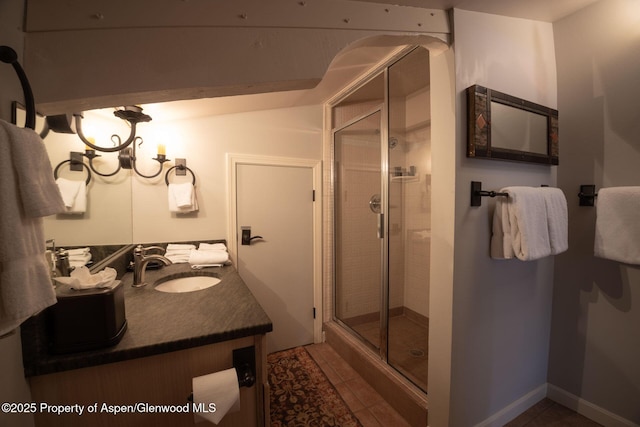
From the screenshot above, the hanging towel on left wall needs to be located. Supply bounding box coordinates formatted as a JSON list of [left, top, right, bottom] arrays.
[[0, 119, 65, 335]]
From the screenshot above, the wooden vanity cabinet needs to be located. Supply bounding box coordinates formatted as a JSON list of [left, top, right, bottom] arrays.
[[29, 335, 269, 427]]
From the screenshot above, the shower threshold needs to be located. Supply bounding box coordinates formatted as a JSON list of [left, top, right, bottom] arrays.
[[324, 321, 428, 427]]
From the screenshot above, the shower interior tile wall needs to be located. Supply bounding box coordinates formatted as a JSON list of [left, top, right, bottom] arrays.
[[333, 87, 431, 322], [401, 121, 431, 319], [390, 88, 431, 319], [337, 139, 385, 319]]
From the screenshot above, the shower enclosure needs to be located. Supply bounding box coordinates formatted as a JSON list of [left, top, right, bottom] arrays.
[[333, 48, 431, 392]]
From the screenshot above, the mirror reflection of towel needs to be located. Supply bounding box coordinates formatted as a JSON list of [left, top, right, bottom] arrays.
[[55, 178, 86, 214]]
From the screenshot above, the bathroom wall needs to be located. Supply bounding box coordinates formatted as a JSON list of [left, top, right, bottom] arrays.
[[43, 104, 323, 246], [0, 0, 37, 425], [450, 9, 557, 426], [131, 104, 322, 243], [550, 0, 640, 423]]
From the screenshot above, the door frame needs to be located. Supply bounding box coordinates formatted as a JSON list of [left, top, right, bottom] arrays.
[[227, 153, 323, 345]]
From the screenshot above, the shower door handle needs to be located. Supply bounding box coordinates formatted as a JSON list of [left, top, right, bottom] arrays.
[[377, 213, 384, 239]]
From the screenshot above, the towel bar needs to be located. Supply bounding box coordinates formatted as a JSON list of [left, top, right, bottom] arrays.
[[165, 161, 196, 186], [53, 157, 92, 185], [470, 181, 509, 206], [578, 184, 597, 206], [1, 46, 36, 130]]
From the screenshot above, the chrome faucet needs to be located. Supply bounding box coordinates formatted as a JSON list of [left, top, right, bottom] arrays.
[[133, 245, 172, 288]]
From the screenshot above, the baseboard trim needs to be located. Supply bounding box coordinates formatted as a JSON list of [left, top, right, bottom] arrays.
[[547, 384, 639, 427], [474, 384, 548, 427]]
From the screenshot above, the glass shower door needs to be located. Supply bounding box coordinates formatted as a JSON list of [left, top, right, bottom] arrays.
[[334, 109, 385, 352], [387, 47, 430, 392]]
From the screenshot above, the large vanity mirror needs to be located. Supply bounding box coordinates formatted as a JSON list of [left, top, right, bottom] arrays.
[[466, 84, 558, 165], [12, 103, 135, 248]]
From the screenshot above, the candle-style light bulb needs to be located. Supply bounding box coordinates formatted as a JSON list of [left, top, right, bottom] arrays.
[[86, 137, 95, 151], [157, 144, 166, 156]]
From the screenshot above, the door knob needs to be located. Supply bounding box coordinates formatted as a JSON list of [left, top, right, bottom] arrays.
[[241, 227, 264, 245]]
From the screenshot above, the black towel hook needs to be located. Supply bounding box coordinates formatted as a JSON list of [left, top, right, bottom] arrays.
[[0, 46, 36, 130]]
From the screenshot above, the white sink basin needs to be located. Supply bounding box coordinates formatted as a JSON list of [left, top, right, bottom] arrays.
[[155, 276, 221, 293]]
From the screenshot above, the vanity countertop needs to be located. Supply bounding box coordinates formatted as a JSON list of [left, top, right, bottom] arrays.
[[21, 263, 272, 377]]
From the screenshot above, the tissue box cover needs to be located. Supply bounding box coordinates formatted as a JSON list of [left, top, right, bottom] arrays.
[[47, 280, 127, 354]]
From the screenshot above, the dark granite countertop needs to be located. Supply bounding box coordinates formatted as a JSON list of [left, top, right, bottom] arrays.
[[22, 263, 272, 377]]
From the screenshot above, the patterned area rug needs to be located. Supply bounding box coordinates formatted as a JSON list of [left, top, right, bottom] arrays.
[[268, 346, 363, 427]]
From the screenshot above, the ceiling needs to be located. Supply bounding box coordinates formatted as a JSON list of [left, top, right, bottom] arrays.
[[352, 0, 599, 23], [102, 0, 599, 122]]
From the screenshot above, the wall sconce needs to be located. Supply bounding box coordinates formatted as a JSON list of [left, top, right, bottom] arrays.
[[58, 143, 175, 180], [47, 105, 152, 153], [79, 137, 169, 179], [48, 105, 170, 179]]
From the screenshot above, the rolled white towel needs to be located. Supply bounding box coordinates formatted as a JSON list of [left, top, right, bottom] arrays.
[[188, 249, 229, 266], [198, 243, 227, 252], [165, 251, 192, 263], [166, 244, 196, 251], [66, 247, 90, 257], [165, 244, 197, 263]]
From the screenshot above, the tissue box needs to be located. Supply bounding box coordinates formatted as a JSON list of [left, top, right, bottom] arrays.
[[47, 280, 127, 354]]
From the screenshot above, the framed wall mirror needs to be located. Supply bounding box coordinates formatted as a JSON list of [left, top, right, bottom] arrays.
[[466, 84, 558, 165]]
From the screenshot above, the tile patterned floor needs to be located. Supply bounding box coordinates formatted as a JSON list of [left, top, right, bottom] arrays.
[[306, 342, 412, 427], [350, 313, 428, 391], [306, 343, 603, 427]]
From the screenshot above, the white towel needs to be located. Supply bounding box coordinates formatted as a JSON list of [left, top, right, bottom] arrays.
[[168, 183, 198, 213], [165, 244, 196, 263], [0, 119, 65, 335], [594, 187, 640, 264], [188, 249, 229, 266], [55, 177, 81, 208], [542, 187, 568, 255], [66, 247, 90, 257], [68, 181, 86, 214], [198, 243, 227, 252], [490, 195, 514, 259], [56, 178, 87, 214], [491, 187, 552, 261], [166, 244, 197, 251]]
